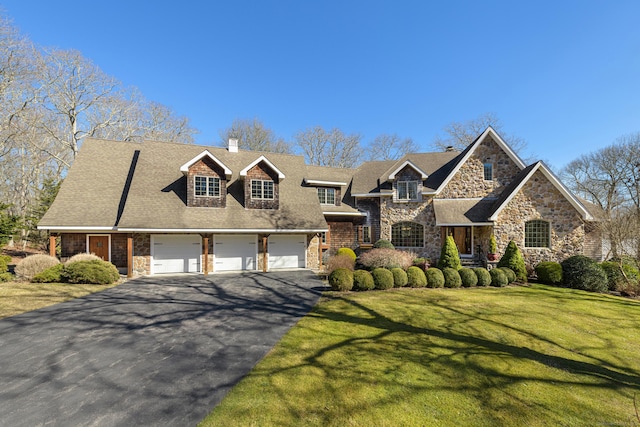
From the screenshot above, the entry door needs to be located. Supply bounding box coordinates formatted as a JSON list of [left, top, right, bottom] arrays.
[[89, 236, 109, 261]]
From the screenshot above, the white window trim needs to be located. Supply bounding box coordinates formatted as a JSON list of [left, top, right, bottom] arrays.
[[397, 180, 420, 201], [317, 187, 336, 205], [194, 175, 221, 197], [251, 179, 275, 200], [483, 163, 493, 181], [86, 234, 111, 261], [362, 225, 372, 244]]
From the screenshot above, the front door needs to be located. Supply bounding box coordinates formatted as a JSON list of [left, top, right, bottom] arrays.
[[89, 235, 110, 261], [442, 227, 472, 256]]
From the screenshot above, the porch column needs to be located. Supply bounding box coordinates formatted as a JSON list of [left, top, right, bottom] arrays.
[[127, 234, 133, 278], [49, 234, 57, 258], [263, 235, 268, 272], [317, 233, 323, 270], [203, 236, 209, 276]]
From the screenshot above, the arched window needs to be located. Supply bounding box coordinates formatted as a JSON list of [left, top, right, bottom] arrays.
[[525, 220, 550, 248], [391, 222, 424, 248]]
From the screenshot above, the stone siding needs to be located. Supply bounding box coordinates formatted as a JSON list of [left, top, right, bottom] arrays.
[[244, 162, 279, 210], [187, 158, 227, 208], [132, 233, 151, 275], [307, 233, 321, 269], [438, 135, 521, 199]]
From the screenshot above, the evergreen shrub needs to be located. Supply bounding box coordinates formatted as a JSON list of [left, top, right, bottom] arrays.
[[490, 268, 508, 287], [406, 266, 427, 287], [438, 236, 461, 270], [459, 267, 478, 287], [535, 261, 563, 285], [62, 260, 120, 285], [352, 269, 375, 291], [425, 268, 445, 288], [561, 255, 608, 293], [372, 268, 394, 290], [390, 267, 408, 287], [443, 267, 462, 288], [497, 240, 527, 281], [474, 267, 492, 287], [328, 268, 354, 291]]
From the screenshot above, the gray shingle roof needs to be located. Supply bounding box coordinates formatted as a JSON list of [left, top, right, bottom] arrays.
[[433, 198, 496, 225]]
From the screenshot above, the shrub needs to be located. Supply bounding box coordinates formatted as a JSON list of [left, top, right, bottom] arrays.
[[438, 236, 461, 270], [443, 267, 462, 288], [65, 253, 102, 265], [617, 280, 640, 297], [390, 267, 408, 288], [489, 235, 497, 254], [535, 261, 563, 285], [425, 267, 445, 288], [352, 269, 375, 291], [490, 268, 508, 287], [326, 254, 355, 273], [474, 267, 492, 287], [498, 267, 516, 283], [359, 248, 413, 270], [406, 266, 427, 287], [328, 268, 354, 291], [62, 259, 120, 285], [372, 268, 394, 290], [373, 239, 394, 249], [336, 247, 357, 262], [459, 267, 478, 287], [15, 254, 61, 281], [31, 263, 65, 283], [561, 255, 608, 293], [497, 240, 527, 282], [412, 257, 430, 271], [600, 261, 640, 292], [0, 272, 13, 282], [0, 254, 11, 273]]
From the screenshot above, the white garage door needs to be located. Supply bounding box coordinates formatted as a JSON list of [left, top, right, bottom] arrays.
[[152, 234, 201, 274], [268, 234, 306, 269], [214, 234, 257, 271]]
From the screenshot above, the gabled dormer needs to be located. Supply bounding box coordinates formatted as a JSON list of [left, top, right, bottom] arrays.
[[180, 151, 232, 208], [387, 160, 428, 203], [240, 155, 285, 210], [304, 178, 347, 207]]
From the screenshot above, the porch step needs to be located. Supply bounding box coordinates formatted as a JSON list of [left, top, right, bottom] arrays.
[[460, 259, 484, 268]]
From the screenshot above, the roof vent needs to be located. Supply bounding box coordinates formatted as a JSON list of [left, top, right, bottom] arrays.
[[228, 138, 239, 153], [445, 145, 455, 152]]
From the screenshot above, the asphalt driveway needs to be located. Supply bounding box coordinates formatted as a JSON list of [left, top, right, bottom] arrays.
[[0, 271, 325, 427]]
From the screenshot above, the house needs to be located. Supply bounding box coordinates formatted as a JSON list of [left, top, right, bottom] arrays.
[[38, 127, 602, 276]]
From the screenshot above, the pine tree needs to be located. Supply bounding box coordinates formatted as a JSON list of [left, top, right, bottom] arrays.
[[438, 235, 461, 270], [497, 240, 527, 282]]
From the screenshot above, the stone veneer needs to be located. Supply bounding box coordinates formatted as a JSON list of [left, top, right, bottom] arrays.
[[132, 233, 151, 275]]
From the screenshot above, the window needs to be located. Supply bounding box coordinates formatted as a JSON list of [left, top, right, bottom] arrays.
[[251, 180, 274, 199], [320, 232, 328, 244], [483, 163, 493, 181], [391, 222, 424, 248], [194, 176, 220, 197], [317, 187, 336, 205], [362, 225, 371, 244], [397, 181, 418, 200], [525, 220, 550, 248]]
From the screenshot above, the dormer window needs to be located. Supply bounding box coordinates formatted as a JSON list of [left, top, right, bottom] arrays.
[[251, 179, 274, 200], [397, 181, 419, 200], [317, 187, 336, 205], [194, 176, 220, 197]]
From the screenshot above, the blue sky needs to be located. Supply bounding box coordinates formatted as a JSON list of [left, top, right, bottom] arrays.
[[2, 0, 639, 169]]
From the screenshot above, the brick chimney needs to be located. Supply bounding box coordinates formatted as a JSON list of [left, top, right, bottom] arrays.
[[228, 138, 239, 153]]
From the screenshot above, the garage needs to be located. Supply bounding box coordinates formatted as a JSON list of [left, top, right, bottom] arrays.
[[152, 234, 201, 274], [214, 234, 257, 271], [268, 234, 306, 269]]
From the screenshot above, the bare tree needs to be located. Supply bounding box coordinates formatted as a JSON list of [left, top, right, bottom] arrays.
[[219, 118, 291, 153], [365, 133, 418, 161], [432, 112, 528, 157], [294, 126, 362, 168]]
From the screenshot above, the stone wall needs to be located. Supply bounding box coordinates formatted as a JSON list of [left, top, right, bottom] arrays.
[[132, 233, 151, 275], [307, 233, 321, 270], [438, 135, 521, 199]]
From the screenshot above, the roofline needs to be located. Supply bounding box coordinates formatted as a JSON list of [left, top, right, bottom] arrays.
[[386, 160, 429, 181], [179, 150, 232, 177], [436, 222, 494, 226], [435, 126, 527, 194], [118, 228, 328, 233], [488, 162, 593, 221], [352, 193, 382, 198], [240, 155, 285, 179], [37, 226, 117, 231], [304, 178, 348, 186], [322, 211, 366, 216]]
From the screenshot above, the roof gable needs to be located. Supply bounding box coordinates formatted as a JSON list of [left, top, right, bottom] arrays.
[[386, 160, 429, 181], [240, 155, 285, 180], [180, 150, 232, 178], [488, 161, 593, 221]]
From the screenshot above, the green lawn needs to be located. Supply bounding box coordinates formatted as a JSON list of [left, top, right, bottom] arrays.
[[201, 284, 640, 427]]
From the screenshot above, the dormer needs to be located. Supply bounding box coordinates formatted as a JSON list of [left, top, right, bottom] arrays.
[[304, 178, 347, 207], [387, 160, 428, 203], [240, 155, 285, 210], [180, 151, 232, 208]]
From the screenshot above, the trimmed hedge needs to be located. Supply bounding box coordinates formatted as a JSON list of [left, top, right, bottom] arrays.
[[425, 268, 445, 288], [336, 247, 357, 262], [535, 261, 562, 285], [490, 268, 508, 287], [406, 266, 427, 288], [497, 267, 516, 284], [561, 255, 608, 293], [373, 239, 394, 249], [353, 269, 375, 291], [497, 240, 527, 282], [474, 268, 492, 287], [62, 259, 120, 285], [329, 268, 354, 291], [438, 235, 461, 270], [372, 268, 394, 290], [32, 263, 64, 283], [443, 267, 462, 288], [390, 267, 408, 288], [459, 267, 478, 287]]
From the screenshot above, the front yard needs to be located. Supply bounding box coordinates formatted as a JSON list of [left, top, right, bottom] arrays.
[[201, 284, 640, 426]]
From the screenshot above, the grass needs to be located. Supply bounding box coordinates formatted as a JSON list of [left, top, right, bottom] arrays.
[[201, 284, 640, 427], [0, 280, 121, 319]]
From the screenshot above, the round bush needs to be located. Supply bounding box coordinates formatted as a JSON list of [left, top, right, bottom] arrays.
[[498, 267, 516, 283], [406, 266, 427, 287], [336, 247, 357, 262], [390, 267, 408, 288], [535, 261, 562, 285], [600, 261, 640, 291], [490, 268, 508, 287], [62, 259, 120, 285], [353, 269, 375, 291], [15, 254, 61, 281], [372, 268, 394, 290], [459, 267, 478, 287], [443, 267, 462, 288], [473, 268, 492, 287], [65, 253, 102, 265], [561, 255, 608, 293], [496, 240, 527, 282], [328, 268, 354, 291], [373, 239, 394, 249], [425, 268, 445, 288], [31, 263, 64, 283]]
